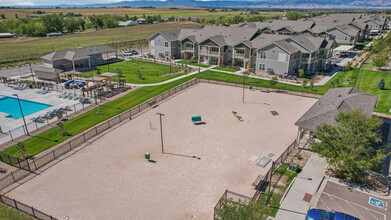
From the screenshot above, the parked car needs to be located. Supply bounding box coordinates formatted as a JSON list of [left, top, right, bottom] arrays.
[[336, 52, 350, 57], [331, 58, 341, 63], [129, 49, 138, 55], [122, 50, 133, 56], [306, 209, 359, 220]]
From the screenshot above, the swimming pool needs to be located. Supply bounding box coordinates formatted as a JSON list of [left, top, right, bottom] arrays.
[[0, 96, 52, 119]]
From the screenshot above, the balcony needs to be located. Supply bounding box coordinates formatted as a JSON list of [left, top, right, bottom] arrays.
[[209, 50, 220, 56], [183, 47, 194, 51], [301, 57, 310, 63], [233, 52, 245, 58], [199, 49, 208, 55]]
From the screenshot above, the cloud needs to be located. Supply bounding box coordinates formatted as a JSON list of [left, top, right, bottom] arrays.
[[2, 0, 36, 6]]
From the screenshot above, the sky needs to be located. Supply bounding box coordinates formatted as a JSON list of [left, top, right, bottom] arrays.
[[2, 0, 125, 6]]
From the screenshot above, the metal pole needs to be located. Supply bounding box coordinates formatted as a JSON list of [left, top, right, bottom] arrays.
[[29, 63, 36, 86], [157, 113, 165, 153], [13, 94, 29, 136], [242, 74, 245, 103]]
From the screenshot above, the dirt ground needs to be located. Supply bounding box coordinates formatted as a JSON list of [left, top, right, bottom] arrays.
[[6, 83, 316, 220]]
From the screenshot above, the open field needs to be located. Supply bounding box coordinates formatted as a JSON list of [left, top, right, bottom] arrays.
[[6, 83, 317, 219], [177, 60, 210, 68], [0, 7, 283, 19], [0, 21, 201, 60], [78, 60, 184, 84]]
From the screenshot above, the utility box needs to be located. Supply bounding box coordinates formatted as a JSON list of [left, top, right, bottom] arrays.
[[145, 152, 150, 160], [288, 162, 299, 172]]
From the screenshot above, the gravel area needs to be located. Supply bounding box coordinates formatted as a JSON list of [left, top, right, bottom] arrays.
[[6, 83, 317, 220]]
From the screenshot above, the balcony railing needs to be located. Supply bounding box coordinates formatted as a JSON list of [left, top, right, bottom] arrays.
[[199, 49, 208, 55], [233, 53, 245, 58], [183, 47, 194, 51], [209, 51, 219, 56], [301, 58, 310, 63]]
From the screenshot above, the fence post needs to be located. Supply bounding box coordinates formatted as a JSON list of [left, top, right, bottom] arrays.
[[32, 207, 36, 217], [11, 172, 16, 182], [74, 105, 77, 113], [69, 141, 72, 150], [118, 114, 121, 122], [83, 133, 86, 142], [108, 120, 110, 128], [13, 199, 18, 209], [9, 130, 13, 141]]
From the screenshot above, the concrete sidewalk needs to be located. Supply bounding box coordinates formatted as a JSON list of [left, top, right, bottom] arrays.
[[275, 153, 327, 220]]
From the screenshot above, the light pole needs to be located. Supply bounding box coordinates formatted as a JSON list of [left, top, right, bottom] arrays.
[[156, 113, 165, 153], [13, 94, 29, 136], [242, 73, 246, 103]]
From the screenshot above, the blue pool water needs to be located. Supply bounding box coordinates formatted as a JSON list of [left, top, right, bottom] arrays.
[[0, 96, 52, 119]]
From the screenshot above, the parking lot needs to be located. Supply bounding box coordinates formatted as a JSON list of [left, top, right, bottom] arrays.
[[315, 181, 390, 220]]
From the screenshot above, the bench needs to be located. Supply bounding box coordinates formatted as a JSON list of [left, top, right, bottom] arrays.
[[191, 116, 202, 123]]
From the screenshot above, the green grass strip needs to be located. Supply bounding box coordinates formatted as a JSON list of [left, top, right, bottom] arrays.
[[3, 76, 195, 158], [177, 60, 210, 68], [212, 66, 238, 72]]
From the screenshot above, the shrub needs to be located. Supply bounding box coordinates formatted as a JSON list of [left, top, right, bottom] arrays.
[[377, 78, 385, 90]]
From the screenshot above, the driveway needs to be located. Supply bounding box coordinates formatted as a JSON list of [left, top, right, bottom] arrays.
[[313, 180, 390, 220]]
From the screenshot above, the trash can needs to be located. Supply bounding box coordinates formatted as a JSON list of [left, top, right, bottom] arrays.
[[249, 85, 253, 90], [145, 152, 150, 160]]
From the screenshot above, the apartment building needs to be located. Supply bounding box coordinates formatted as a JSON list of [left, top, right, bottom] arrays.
[[149, 25, 336, 76]]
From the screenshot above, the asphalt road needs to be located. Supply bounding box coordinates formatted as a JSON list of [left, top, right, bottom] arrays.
[[315, 181, 390, 220]]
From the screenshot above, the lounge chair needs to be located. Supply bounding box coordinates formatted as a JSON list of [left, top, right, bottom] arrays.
[[18, 84, 27, 90], [57, 91, 67, 98], [68, 93, 76, 100], [41, 87, 49, 94], [13, 83, 23, 90], [11, 83, 21, 89], [31, 116, 46, 123], [36, 87, 45, 94], [73, 94, 80, 100], [64, 105, 72, 111], [62, 92, 70, 99]]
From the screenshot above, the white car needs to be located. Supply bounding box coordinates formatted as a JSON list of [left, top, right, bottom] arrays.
[[122, 50, 133, 56]]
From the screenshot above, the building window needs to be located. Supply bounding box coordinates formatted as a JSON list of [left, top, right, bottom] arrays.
[[165, 51, 170, 56], [165, 42, 169, 47], [259, 64, 266, 71], [345, 36, 348, 40], [260, 51, 267, 59], [236, 48, 245, 54]]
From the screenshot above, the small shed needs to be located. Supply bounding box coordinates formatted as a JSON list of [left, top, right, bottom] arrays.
[[47, 33, 64, 37], [0, 33, 15, 38], [136, 18, 147, 24], [118, 20, 139, 27]]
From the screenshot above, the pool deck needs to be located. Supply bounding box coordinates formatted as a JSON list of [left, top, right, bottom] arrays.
[[0, 84, 79, 133]]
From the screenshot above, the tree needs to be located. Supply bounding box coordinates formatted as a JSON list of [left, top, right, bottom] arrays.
[[377, 78, 385, 90], [96, 68, 101, 75], [373, 52, 387, 68], [124, 14, 129, 21], [188, 17, 191, 21], [309, 78, 315, 91], [342, 62, 352, 72], [310, 110, 388, 183], [0, 13, 5, 19], [298, 69, 304, 79], [269, 76, 278, 87], [15, 13, 18, 19], [57, 122, 69, 136], [137, 70, 142, 81], [286, 11, 304, 20], [302, 79, 308, 89], [16, 142, 28, 159]]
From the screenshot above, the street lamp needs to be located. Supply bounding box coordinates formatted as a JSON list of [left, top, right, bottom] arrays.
[[242, 73, 246, 103], [12, 94, 29, 136], [156, 113, 165, 153]]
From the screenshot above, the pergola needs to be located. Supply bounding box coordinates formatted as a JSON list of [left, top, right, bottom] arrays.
[[99, 72, 120, 89], [84, 76, 107, 96]]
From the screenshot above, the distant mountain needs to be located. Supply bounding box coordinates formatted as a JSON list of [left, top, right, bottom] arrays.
[[14, 0, 391, 9]]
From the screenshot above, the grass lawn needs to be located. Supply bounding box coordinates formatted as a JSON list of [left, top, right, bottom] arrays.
[[0, 21, 201, 60], [197, 69, 358, 95], [212, 66, 239, 72], [3, 76, 195, 158], [78, 60, 184, 84], [0, 203, 36, 220], [176, 60, 210, 68], [356, 68, 391, 114]]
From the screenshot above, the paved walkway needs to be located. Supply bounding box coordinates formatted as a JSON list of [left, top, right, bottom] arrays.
[[275, 153, 327, 220]]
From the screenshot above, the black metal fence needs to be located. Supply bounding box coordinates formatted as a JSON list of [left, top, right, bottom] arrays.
[[0, 78, 201, 191], [199, 78, 323, 99], [106, 39, 148, 50], [213, 140, 298, 219], [0, 194, 57, 220]]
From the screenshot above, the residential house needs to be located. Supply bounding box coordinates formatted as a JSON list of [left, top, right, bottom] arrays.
[[118, 20, 138, 27], [136, 18, 147, 25]]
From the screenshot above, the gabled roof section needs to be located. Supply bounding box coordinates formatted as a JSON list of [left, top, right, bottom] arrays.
[[42, 45, 116, 61], [295, 87, 378, 132]]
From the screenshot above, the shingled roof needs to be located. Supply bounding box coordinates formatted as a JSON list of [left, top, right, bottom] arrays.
[[295, 87, 378, 132], [42, 45, 116, 61]]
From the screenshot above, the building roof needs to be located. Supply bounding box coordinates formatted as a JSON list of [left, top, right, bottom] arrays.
[[33, 66, 63, 73], [295, 87, 378, 132], [42, 45, 116, 61], [234, 20, 315, 33], [118, 20, 138, 26]]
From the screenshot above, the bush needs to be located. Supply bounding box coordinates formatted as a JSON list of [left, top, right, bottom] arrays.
[[377, 78, 385, 90]]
